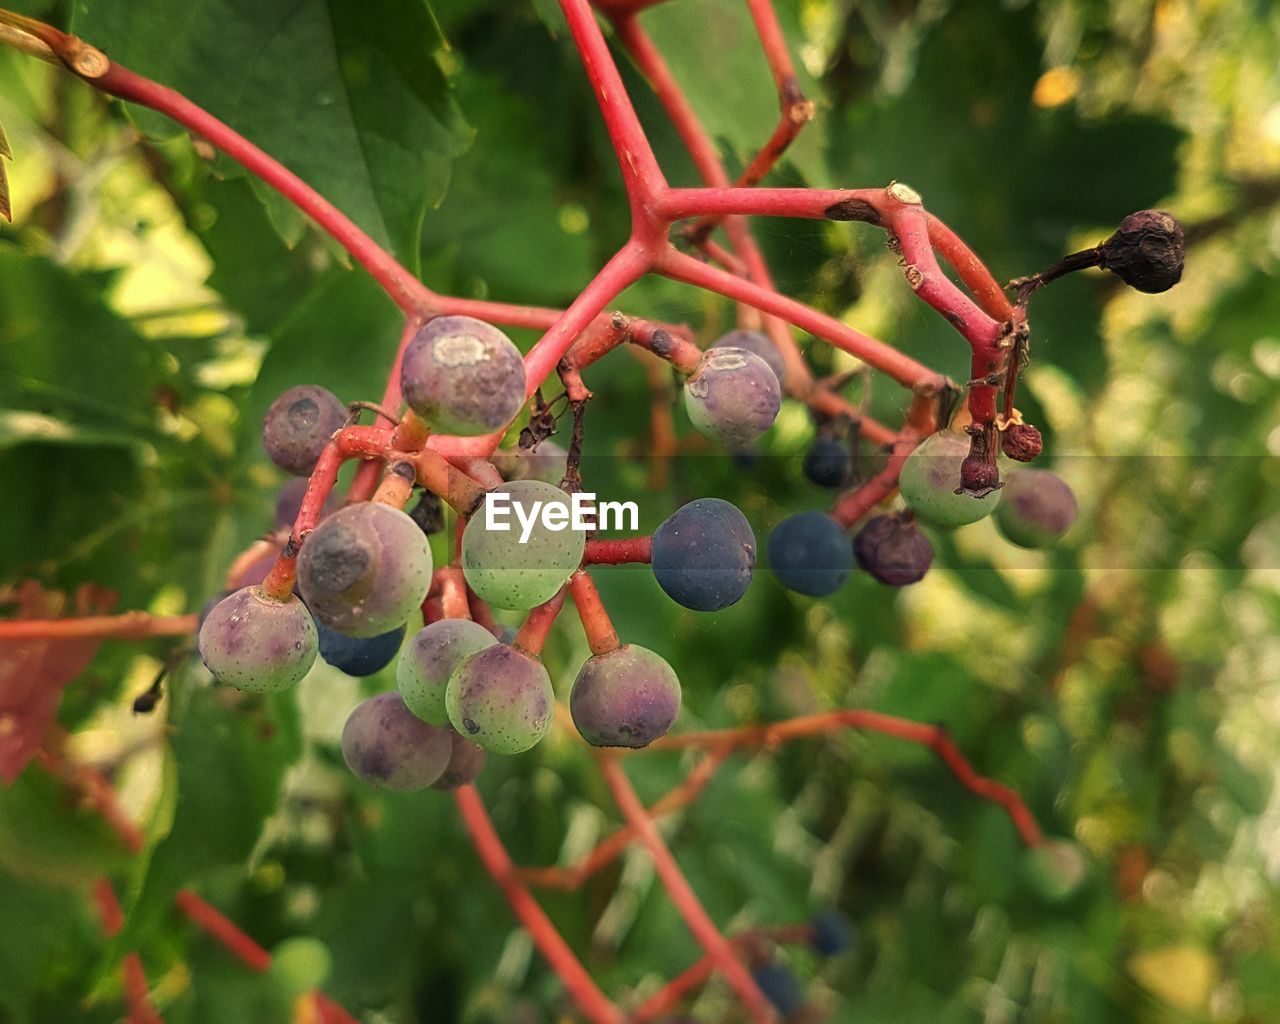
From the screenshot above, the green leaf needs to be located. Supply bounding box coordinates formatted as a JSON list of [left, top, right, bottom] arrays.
[[71, 0, 473, 265], [0, 246, 167, 439], [637, 0, 827, 185], [120, 681, 302, 943]]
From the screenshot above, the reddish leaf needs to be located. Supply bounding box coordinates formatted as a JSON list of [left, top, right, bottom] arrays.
[[0, 581, 117, 784]]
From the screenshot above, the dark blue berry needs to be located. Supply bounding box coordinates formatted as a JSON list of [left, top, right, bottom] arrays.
[[651, 498, 756, 612], [809, 908, 856, 956], [316, 621, 406, 676], [767, 511, 853, 596], [803, 435, 850, 488], [752, 960, 804, 1016]]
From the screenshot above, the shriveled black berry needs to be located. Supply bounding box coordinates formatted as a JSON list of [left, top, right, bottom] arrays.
[[853, 514, 933, 586], [1002, 423, 1043, 462], [1099, 210, 1185, 294]]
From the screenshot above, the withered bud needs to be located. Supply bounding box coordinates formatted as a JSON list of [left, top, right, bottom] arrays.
[[1099, 210, 1185, 294], [957, 424, 1002, 498], [408, 490, 444, 536], [1002, 422, 1043, 462], [853, 514, 934, 586]]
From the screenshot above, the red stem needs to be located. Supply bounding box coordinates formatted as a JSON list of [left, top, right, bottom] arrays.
[[513, 586, 571, 656], [829, 426, 928, 528], [631, 923, 814, 1022], [597, 756, 776, 1022], [569, 570, 620, 654], [93, 63, 431, 316], [174, 889, 272, 972], [122, 952, 163, 1024], [886, 200, 1006, 424], [927, 214, 1014, 321], [559, 0, 667, 216], [0, 611, 195, 640], [516, 749, 726, 890], [648, 710, 1045, 846], [436, 566, 471, 620], [611, 14, 810, 392], [453, 786, 623, 1024], [659, 247, 944, 389], [94, 876, 125, 938], [584, 535, 653, 564]]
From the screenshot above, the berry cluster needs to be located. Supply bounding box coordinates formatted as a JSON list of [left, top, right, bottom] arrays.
[[199, 298, 1091, 795]]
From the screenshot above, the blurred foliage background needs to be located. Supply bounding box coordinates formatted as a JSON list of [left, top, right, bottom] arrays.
[[1, 0, 1279, 1021]]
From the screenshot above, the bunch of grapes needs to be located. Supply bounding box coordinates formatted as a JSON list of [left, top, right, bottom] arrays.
[[198, 307, 1084, 792]]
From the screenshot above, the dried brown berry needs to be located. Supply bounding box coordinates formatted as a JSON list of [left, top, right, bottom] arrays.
[[1099, 210, 1185, 294], [1002, 422, 1043, 462], [853, 514, 933, 586]]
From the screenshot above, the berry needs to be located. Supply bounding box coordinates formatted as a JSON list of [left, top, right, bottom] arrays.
[[709, 327, 787, 386], [570, 644, 681, 748], [316, 621, 405, 676], [461, 481, 586, 610], [397, 618, 498, 725], [274, 478, 339, 530], [492, 441, 569, 485], [430, 729, 489, 790], [809, 908, 856, 956], [261, 385, 346, 476], [767, 511, 853, 597], [1099, 210, 1185, 294], [683, 347, 781, 449], [270, 938, 332, 998], [198, 587, 318, 693], [196, 589, 231, 634], [1001, 422, 1043, 462], [853, 514, 933, 586], [751, 960, 804, 1017], [341, 692, 453, 790], [803, 434, 850, 488], [400, 315, 526, 435], [445, 644, 554, 754], [651, 498, 756, 612], [897, 432, 1001, 527], [296, 502, 433, 637], [994, 469, 1078, 549]]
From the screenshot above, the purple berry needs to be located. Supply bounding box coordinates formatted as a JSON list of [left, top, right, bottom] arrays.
[[340, 692, 452, 790], [570, 645, 681, 748], [400, 316, 527, 435], [397, 618, 499, 725], [262, 385, 346, 476], [445, 644, 554, 755], [709, 328, 787, 386], [994, 469, 1078, 549], [297, 502, 433, 637], [431, 730, 488, 790], [683, 347, 781, 449], [198, 587, 317, 693]]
